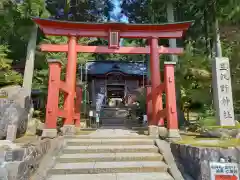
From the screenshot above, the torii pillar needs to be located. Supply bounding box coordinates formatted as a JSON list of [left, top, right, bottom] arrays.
[[62, 36, 78, 135], [149, 38, 164, 126]]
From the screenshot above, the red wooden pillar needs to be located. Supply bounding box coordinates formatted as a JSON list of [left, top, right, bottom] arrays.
[[164, 62, 180, 137], [43, 59, 62, 137], [146, 85, 153, 125], [149, 37, 163, 126], [64, 36, 77, 125], [75, 87, 82, 127]]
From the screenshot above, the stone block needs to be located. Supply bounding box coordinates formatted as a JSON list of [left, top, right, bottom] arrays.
[[0, 102, 28, 139], [158, 126, 168, 138], [5, 162, 20, 180], [212, 57, 235, 126], [42, 129, 57, 138], [168, 129, 181, 139], [6, 125, 17, 142], [0, 166, 8, 180], [26, 110, 37, 136], [61, 125, 76, 136], [0, 86, 32, 140], [148, 125, 158, 137], [4, 148, 26, 162], [37, 121, 44, 130], [171, 143, 240, 180]]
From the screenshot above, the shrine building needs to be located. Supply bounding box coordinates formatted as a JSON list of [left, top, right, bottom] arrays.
[[84, 60, 147, 107]]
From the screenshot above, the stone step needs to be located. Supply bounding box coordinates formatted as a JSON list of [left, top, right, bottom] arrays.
[[47, 172, 174, 180], [65, 135, 152, 139], [102, 118, 125, 125], [66, 138, 154, 145], [132, 127, 148, 130], [101, 123, 125, 126], [48, 161, 168, 175], [57, 152, 163, 162], [62, 145, 159, 154]]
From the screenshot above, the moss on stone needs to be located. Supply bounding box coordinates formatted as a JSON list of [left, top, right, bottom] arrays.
[[75, 130, 94, 135], [203, 124, 240, 130], [177, 136, 240, 148]]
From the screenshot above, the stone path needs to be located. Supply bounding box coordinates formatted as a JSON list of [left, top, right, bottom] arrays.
[[46, 127, 174, 180], [89, 126, 139, 136]]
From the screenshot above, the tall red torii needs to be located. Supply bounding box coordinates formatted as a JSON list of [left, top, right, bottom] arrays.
[[33, 17, 192, 138]]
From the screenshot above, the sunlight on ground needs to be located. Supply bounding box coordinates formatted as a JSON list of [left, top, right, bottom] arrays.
[[75, 129, 96, 135]]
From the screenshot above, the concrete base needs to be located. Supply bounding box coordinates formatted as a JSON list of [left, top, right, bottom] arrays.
[[158, 126, 168, 138], [168, 129, 181, 140], [62, 125, 76, 135], [26, 118, 37, 136], [148, 125, 159, 137], [42, 129, 57, 138]]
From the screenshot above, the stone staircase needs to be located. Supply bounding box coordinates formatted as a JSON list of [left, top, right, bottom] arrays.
[[46, 133, 174, 180], [101, 107, 128, 125]]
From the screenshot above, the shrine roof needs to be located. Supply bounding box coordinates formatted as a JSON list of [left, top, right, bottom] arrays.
[[32, 17, 193, 34], [84, 61, 147, 76]]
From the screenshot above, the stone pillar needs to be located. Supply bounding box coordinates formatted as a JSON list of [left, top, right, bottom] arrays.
[[42, 59, 62, 138], [212, 57, 235, 126], [164, 62, 180, 138], [63, 36, 77, 135]]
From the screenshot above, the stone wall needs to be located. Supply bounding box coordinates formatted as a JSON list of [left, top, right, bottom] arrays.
[[171, 143, 240, 180], [0, 137, 64, 180], [0, 86, 32, 139]]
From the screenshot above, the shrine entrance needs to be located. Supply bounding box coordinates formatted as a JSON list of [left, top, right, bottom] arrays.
[[33, 17, 192, 138], [106, 72, 125, 107], [107, 85, 125, 107]]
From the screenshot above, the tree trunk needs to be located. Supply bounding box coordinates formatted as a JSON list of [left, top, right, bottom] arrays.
[[167, 1, 178, 63], [22, 25, 38, 97], [212, 0, 222, 57], [203, 7, 210, 56]]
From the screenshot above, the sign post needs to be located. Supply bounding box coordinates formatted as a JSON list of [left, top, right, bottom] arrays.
[[95, 93, 104, 128], [96, 113, 100, 128], [212, 57, 235, 126], [89, 110, 93, 128], [210, 162, 239, 180]]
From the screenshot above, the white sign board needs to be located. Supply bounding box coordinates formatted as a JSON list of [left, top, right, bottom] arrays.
[[212, 57, 235, 126], [6, 125, 17, 141], [96, 113, 99, 123], [143, 115, 147, 124], [96, 93, 104, 112], [209, 162, 239, 180], [89, 110, 93, 117]]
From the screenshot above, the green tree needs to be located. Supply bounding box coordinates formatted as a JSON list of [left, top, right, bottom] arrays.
[[0, 45, 22, 86], [120, 0, 240, 118]]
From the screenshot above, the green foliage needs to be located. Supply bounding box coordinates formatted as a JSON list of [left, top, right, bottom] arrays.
[[46, 0, 114, 21], [199, 116, 217, 127], [121, 0, 240, 118], [176, 43, 212, 113], [0, 45, 22, 86]]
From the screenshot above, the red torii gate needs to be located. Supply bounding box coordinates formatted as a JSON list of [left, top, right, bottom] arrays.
[[32, 18, 192, 138]]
